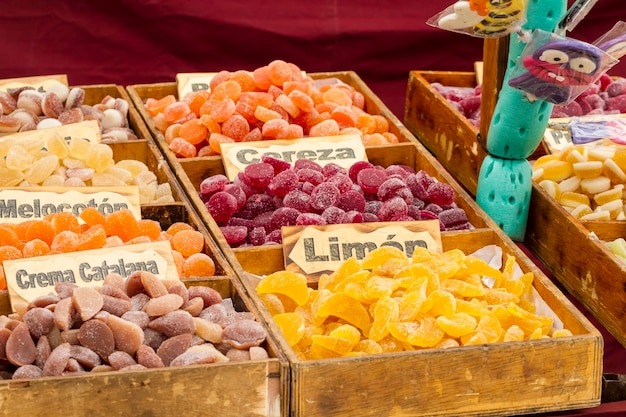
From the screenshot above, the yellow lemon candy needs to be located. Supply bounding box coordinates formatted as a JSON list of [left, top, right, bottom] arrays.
[[256, 270, 310, 306], [436, 312, 477, 338], [273, 312, 305, 347], [368, 296, 399, 342], [406, 316, 445, 348], [361, 246, 407, 270], [315, 292, 371, 332]]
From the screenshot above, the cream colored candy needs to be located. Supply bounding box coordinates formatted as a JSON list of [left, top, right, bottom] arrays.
[[588, 147, 616, 162], [603, 159, 626, 183], [538, 179, 561, 200], [560, 191, 590, 208], [573, 161, 603, 179], [558, 176, 581, 194], [594, 185, 624, 206], [570, 204, 593, 219], [580, 176, 611, 195], [580, 211, 611, 221], [596, 199, 624, 219]]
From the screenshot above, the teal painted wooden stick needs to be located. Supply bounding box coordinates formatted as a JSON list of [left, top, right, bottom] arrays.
[[476, 0, 567, 241]]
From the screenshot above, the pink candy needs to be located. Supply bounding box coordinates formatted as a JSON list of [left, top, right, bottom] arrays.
[[201, 157, 474, 247]]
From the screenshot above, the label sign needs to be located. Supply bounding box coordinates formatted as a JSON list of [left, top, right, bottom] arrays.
[[0, 74, 68, 93], [220, 134, 367, 181], [176, 72, 217, 99], [0, 187, 141, 223], [543, 114, 626, 154], [4, 241, 178, 311], [281, 220, 442, 277]]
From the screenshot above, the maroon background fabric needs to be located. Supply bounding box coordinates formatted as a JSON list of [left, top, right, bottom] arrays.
[[1, 0, 624, 117], [2, 1, 626, 413]]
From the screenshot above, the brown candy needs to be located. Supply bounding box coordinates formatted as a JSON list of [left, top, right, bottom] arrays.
[[149, 310, 195, 337], [188, 285, 223, 308], [41, 92, 64, 118], [136, 344, 164, 368], [156, 333, 192, 366], [107, 315, 143, 355], [222, 319, 266, 349], [77, 319, 115, 360], [43, 342, 71, 376], [72, 287, 104, 321], [108, 350, 137, 370], [22, 307, 54, 339], [6, 322, 37, 367]]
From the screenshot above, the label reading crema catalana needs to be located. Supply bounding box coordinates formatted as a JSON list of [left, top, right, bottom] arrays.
[[0, 187, 141, 223], [4, 241, 178, 311], [220, 135, 367, 181], [282, 220, 442, 277]]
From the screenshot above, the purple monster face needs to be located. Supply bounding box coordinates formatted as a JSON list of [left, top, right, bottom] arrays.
[[523, 39, 603, 86]]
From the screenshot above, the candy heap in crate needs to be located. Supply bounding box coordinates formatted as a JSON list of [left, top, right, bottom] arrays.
[[143, 59, 402, 159]]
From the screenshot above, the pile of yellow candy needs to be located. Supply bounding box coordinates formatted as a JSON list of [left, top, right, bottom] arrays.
[[533, 143, 626, 220], [256, 246, 572, 360]]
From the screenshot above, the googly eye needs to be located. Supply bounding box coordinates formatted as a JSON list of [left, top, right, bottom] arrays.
[[569, 57, 597, 74], [539, 49, 570, 64]]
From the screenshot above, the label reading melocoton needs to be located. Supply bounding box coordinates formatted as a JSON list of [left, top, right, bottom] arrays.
[[0, 74, 68, 93], [4, 241, 178, 311], [0, 187, 141, 223], [220, 135, 367, 181], [281, 220, 442, 277]]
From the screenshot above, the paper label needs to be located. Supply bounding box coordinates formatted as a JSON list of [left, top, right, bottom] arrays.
[[0, 187, 141, 223], [220, 134, 367, 181], [176, 72, 217, 99], [281, 220, 442, 277], [0, 119, 101, 147], [0, 74, 68, 93], [4, 241, 178, 311], [543, 114, 626, 154]]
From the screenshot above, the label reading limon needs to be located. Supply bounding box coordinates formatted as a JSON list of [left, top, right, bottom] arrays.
[[0, 74, 69, 93], [220, 134, 367, 181], [281, 220, 442, 277], [0, 187, 141, 223], [0, 119, 101, 150], [176, 72, 217, 99], [4, 241, 178, 312]]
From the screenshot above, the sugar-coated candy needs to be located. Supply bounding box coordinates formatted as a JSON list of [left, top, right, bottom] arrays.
[[200, 160, 472, 246]]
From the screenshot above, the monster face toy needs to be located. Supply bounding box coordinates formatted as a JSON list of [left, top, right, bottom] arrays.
[[509, 38, 607, 104]]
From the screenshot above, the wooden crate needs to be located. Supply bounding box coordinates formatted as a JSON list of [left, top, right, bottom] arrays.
[[403, 70, 626, 349], [126, 70, 421, 173], [161, 142, 495, 279], [525, 185, 626, 348], [404, 70, 485, 195], [0, 196, 286, 417], [245, 228, 602, 417], [0, 275, 286, 417]]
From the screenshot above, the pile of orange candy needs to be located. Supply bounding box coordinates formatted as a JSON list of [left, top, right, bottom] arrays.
[[144, 60, 400, 158], [256, 246, 572, 360], [0, 208, 216, 290]]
